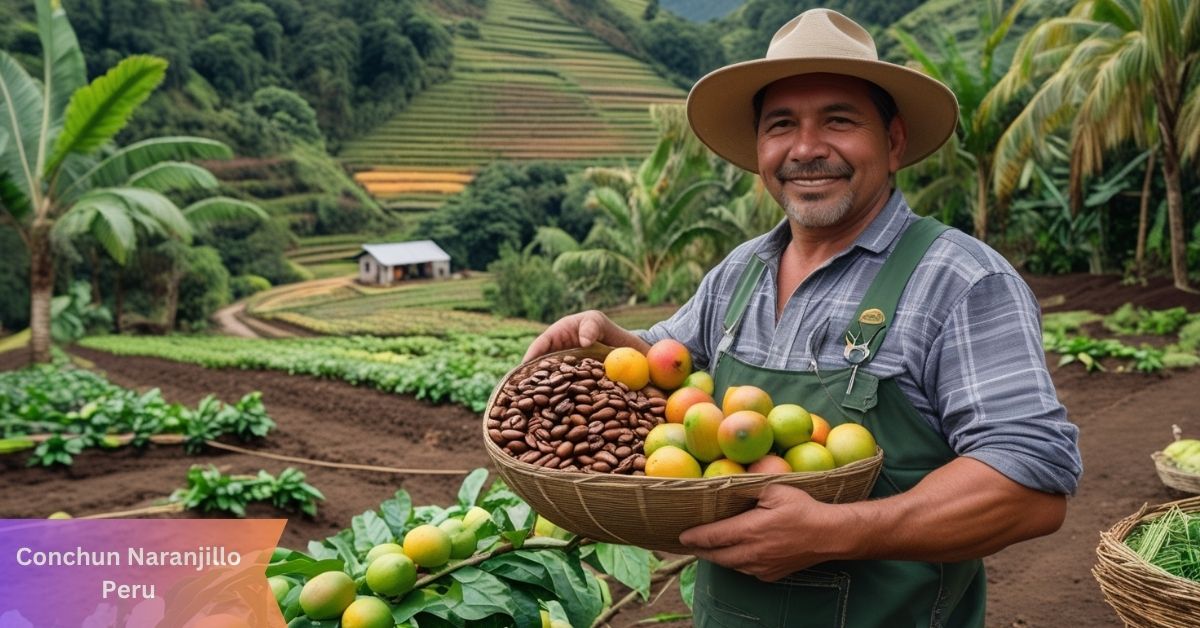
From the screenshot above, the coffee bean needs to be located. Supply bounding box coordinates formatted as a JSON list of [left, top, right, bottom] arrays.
[[554, 400, 574, 415], [535, 452, 555, 466], [488, 429, 504, 444], [532, 394, 550, 407], [550, 424, 569, 439], [592, 407, 617, 422], [632, 454, 646, 471], [591, 461, 612, 473], [577, 454, 595, 466], [556, 442, 574, 458], [506, 441, 528, 455], [575, 404, 592, 415], [566, 425, 588, 442], [519, 450, 541, 464], [516, 398, 534, 411], [595, 451, 619, 467], [573, 441, 591, 455], [486, 418, 501, 429], [614, 445, 632, 459], [588, 421, 604, 435], [500, 429, 524, 441]]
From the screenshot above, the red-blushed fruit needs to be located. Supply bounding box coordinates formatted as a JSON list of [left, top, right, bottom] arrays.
[[716, 410, 774, 464], [646, 338, 693, 390], [665, 386, 714, 424], [747, 454, 792, 474], [682, 402, 725, 462], [682, 371, 715, 395], [810, 414, 831, 445], [721, 385, 773, 416]]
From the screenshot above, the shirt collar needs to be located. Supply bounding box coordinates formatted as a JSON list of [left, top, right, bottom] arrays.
[[752, 188, 913, 262]]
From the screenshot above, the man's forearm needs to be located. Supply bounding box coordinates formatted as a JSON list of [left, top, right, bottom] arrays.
[[840, 456, 1067, 563]]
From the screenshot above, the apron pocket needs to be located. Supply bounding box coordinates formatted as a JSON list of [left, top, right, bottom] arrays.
[[695, 566, 850, 628]]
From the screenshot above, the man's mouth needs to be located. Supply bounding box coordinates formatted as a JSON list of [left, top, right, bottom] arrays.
[[783, 177, 844, 187]]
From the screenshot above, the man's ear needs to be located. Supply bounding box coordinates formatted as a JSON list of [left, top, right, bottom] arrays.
[[887, 115, 908, 173]]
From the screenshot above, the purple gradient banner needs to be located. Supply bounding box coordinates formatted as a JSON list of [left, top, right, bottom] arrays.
[[0, 519, 285, 627]]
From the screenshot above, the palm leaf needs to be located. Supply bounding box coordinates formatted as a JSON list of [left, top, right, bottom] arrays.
[[45, 55, 168, 176], [587, 187, 635, 233], [182, 197, 266, 228], [104, 186, 192, 241], [128, 161, 220, 193], [61, 193, 138, 264], [60, 136, 232, 201], [35, 0, 86, 149], [637, 137, 671, 192], [0, 51, 45, 201], [527, 226, 581, 258], [0, 169, 32, 223]]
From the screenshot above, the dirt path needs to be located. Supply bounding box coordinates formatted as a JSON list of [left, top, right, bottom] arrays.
[[211, 302, 261, 338]]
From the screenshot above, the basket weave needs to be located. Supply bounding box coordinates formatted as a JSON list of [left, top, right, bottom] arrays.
[[1152, 452, 1200, 495], [1093, 496, 1200, 628], [482, 346, 883, 554]]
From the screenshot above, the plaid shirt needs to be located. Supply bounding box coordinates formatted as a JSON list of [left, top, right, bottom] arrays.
[[639, 190, 1082, 495]]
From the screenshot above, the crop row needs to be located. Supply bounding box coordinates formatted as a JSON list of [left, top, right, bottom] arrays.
[[77, 334, 537, 412], [0, 364, 274, 466], [262, 308, 543, 339]]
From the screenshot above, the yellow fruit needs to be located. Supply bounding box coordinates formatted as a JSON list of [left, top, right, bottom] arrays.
[[340, 596, 393, 628], [267, 575, 291, 603], [767, 404, 813, 451], [47, 511, 72, 519], [644, 423, 688, 457], [403, 524, 452, 569], [784, 442, 836, 472], [682, 370, 715, 395], [463, 506, 492, 533], [534, 515, 573, 540], [702, 458, 746, 477], [365, 552, 417, 597], [299, 570, 356, 620], [644, 445, 702, 478], [721, 385, 773, 416], [824, 423, 877, 467], [365, 542, 404, 565], [604, 347, 650, 390], [682, 402, 725, 462]]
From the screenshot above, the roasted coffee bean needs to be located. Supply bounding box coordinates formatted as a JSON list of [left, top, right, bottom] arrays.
[[603, 419, 621, 430], [591, 397, 609, 410], [569, 414, 587, 427], [488, 429, 504, 444], [548, 373, 564, 385], [634, 426, 649, 438], [553, 381, 571, 394], [592, 407, 617, 422], [504, 407, 523, 419], [539, 408, 556, 420], [574, 393, 591, 404], [602, 442, 617, 454], [588, 421, 605, 435], [618, 432, 634, 445], [568, 384, 589, 395], [591, 461, 612, 473], [614, 445, 632, 459], [566, 425, 589, 442], [532, 394, 550, 407], [550, 424, 569, 439], [575, 404, 592, 415], [616, 410, 631, 423], [559, 364, 574, 374], [598, 379, 614, 389], [516, 398, 534, 411], [525, 434, 538, 449], [519, 450, 541, 464], [534, 428, 550, 440], [489, 406, 503, 419], [601, 428, 623, 441], [594, 451, 619, 467], [512, 417, 527, 431], [577, 378, 597, 389], [554, 400, 574, 415], [632, 454, 646, 471], [608, 398, 627, 410], [533, 369, 550, 378], [587, 434, 604, 449], [615, 455, 636, 474], [486, 418, 501, 429], [545, 456, 561, 468], [563, 355, 578, 364], [537, 441, 555, 454], [577, 454, 595, 466], [573, 441, 591, 455], [561, 464, 580, 472], [591, 368, 605, 379], [505, 441, 528, 455], [556, 442, 574, 458], [500, 429, 525, 441], [535, 452, 555, 466]]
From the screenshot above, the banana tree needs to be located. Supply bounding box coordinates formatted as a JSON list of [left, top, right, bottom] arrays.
[[0, 0, 253, 361]]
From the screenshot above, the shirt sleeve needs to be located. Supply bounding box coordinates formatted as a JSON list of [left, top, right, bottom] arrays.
[[923, 272, 1083, 495]]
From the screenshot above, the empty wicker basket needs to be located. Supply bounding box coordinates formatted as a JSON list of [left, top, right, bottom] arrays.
[[1093, 496, 1200, 627], [482, 346, 883, 554]]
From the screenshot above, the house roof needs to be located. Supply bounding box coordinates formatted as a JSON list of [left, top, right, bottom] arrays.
[[358, 240, 451, 266]]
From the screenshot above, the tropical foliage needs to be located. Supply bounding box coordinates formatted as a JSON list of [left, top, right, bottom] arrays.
[[982, 0, 1200, 288], [0, 0, 261, 361]]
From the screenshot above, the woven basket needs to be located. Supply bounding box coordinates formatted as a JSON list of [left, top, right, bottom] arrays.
[[1152, 452, 1200, 495], [482, 346, 883, 554], [1093, 496, 1200, 628]]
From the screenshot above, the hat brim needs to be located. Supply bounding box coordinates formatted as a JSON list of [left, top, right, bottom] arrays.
[[686, 57, 959, 172]]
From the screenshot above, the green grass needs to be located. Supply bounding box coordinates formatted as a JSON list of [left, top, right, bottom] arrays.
[[306, 262, 359, 279], [0, 329, 30, 354]]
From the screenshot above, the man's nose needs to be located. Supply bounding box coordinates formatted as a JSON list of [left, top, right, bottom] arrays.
[[786, 124, 831, 162]]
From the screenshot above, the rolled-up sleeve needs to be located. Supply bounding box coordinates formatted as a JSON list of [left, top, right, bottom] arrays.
[[924, 272, 1082, 495]]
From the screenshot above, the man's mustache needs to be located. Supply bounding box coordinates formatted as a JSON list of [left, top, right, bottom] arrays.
[[775, 161, 853, 180]]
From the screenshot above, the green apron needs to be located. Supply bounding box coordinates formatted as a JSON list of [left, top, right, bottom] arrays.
[[693, 217, 986, 628]]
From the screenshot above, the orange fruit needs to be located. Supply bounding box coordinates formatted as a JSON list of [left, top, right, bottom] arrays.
[[716, 410, 774, 464], [682, 402, 725, 462], [604, 347, 650, 390], [645, 338, 693, 390], [810, 414, 831, 446], [721, 385, 773, 416], [644, 423, 687, 457], [746, 454, 792, 474], [644, 445, 702, 478], [702, 459, 746, 477], [664, 386, 714, 424]]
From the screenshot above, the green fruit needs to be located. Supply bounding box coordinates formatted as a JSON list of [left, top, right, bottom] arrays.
[[267, 576, 291, 604], [299, 571, 356, 620], [463, 506, 492, 533], [365, 553, 418, 597], [365, 542, 405, 565], [533, 515, 573, 540], [47, 511, 72, 519], [438, 519, 477, 559], [1164, 439, 1200, 464], [403, 524, 452, 568], [341, 596, 393, 628]]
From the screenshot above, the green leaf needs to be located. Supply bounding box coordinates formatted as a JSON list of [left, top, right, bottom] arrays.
[[481, 551, 602, 627], [128, 161, 218, 193], [679, 561, 697, 610], [63, 136, 231, 199], [46, 55, 168, 175], [448, 567, 519, 621], [0, 51, 44, 200], [392, 588, 459, 625], [589, 543, 654, 600], [103, 187, 192, 242], [182, 197, 266, 229], [352, 510, 394, 552], [380, 490, 413, 537], [35, 0, 86, 129], [265, 557, 344, 579], [323, 529, 363, 575], [456, 468, 488, 509], [0, 169, 31, 223]]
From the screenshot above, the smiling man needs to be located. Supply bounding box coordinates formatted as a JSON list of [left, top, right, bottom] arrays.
[[523, 9, 1081, 627]]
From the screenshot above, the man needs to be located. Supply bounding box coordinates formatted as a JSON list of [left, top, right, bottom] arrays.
[[523, 9, 1081, 627]]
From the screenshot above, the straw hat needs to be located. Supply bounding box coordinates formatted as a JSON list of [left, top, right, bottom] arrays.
[[687, 8, 958, 171]]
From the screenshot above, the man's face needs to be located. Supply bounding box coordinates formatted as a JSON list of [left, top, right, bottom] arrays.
[[755, 73, 906, 229]]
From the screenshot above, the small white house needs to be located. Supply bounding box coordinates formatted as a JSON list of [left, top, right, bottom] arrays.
[[356, 240, 451, 286]]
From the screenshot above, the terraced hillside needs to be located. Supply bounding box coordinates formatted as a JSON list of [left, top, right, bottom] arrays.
[[340, 0, 683, 211]]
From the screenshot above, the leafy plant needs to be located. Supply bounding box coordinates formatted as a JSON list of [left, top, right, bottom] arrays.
[[1043, 331, 1167, 373], [170, 465, 324, 517], [1103, 303, 1192, 336]]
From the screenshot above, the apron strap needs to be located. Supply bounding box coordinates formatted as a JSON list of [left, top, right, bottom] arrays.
[[845, 216, 951, 365], [714, 257, 767, 373]]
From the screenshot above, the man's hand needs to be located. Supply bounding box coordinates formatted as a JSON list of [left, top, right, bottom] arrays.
[[522, 310, 650, 363], [678, 484, 852, 581]]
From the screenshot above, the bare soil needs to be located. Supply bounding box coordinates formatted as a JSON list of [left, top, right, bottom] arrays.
[[3, 272, 1200, 627]]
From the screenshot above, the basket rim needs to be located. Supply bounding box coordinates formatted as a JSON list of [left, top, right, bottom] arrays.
[[1095, 494, 1200, 590]]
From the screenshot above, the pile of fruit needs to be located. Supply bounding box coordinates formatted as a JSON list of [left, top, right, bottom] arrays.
[[489, 340, 878, 478], [281, 507, 492, 627]]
